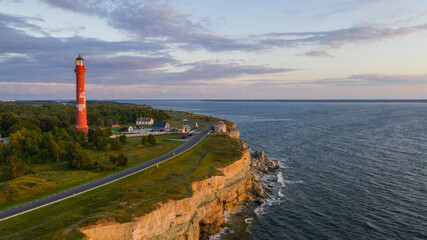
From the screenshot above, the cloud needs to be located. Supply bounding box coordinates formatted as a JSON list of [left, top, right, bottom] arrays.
[[247, 74, 427, 87], [313, 73, 427, 86], [0, 11, 175, 83], [303, 50, 332, 58], [261, 24, 427, 49], [41, 0, 201, 38], [39, 0, 265, 52], [0, 11, 166, 54], [0, 48, 291, 86], [39, 0, 427, 53], [315, 0, 384, 19], [2, 2, 427, 100], [86, 61, 293, 86], [0, 11, 293, 89], [89, 56, 177, 70], [0, 11, 46, 35], [0, 82, 74, 100]]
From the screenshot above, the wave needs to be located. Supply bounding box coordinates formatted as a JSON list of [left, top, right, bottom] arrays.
[[277, 171, 285, 186], [279, 188, 285, 198], [254, 196, 282, 216], [244, 218, 254, 224], [285, 180, 304, 184], [209, 227, 234, 240]]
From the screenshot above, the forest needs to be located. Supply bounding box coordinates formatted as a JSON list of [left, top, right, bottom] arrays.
[[0, 101, 170, 180]]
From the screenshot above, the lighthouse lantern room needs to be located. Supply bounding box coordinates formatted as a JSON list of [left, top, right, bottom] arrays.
[[75, 55, 84, 66]]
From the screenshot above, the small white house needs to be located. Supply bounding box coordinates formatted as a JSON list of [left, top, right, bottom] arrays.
[[128, 126, 134, 132], [214, 121, 226, 133], [179, 124, 191, 133], [0, 135, 9, 144]]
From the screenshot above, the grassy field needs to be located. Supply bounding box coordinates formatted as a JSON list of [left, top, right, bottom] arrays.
[[179, 111, 234, 127], [0, 134, 244, 240], [0, 134, 183, 211], [166, 112, 197, 129]]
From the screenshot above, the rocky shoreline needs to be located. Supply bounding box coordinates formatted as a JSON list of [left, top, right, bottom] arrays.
[[195, 149, 282, 240], [247, 151, 281, 205], [206, 150, 281, 240], [80, 131, 281, 240]]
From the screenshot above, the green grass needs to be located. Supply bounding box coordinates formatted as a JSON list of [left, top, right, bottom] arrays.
[[166, 113, 197, 129], [178, 111, 235, 127], [0, 134, 244, 240], [0, 134, 184, 211]]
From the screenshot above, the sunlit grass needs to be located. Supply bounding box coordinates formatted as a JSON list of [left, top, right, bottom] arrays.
[[0, 134, 184, 210], [0, 134, 244, 240]]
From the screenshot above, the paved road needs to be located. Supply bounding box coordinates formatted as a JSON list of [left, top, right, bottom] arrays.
[[0, 120, 212, 222]]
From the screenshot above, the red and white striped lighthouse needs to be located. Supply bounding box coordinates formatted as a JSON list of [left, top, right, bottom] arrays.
[[75, 55, 88, 135]]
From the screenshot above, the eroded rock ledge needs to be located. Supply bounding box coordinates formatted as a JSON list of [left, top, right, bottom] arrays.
[[80, 139, 279, 240], [247, 151, 280, 205]]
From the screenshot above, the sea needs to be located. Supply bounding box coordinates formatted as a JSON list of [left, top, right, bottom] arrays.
[[121, 100, 427, 240]]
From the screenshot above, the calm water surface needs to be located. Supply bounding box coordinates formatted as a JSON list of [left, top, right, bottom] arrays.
[[122, 100, 427, 240]]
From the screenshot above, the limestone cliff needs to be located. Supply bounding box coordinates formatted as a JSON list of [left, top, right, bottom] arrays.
[[226, 123, 240, 139], [80, 127, 279, 240], [80, 149, 252, 240], [247, 151, 280, 204]]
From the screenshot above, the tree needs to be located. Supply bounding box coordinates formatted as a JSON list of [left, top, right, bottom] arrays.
[[88, 127, 110, 150], [110, 138, 122, 151], [71, 149, 92, 169], [2, 155, 27, 180], [34, 149, 50, 163], [95, 136, 105, 151], [64, 143, 92, 169], [109, 153, 128, 166], [1, 112, 22, 136], [63, 143, 77, 165], [52, 140, 65, 163], [141, 136, 148, 145], [119, 135, 127, 144], [39, 116, 60, 132], [41, 132, 61, 162], [0, 144, 4, 163], [53, 127, 73, 142], [73, 130, 87, 146], [147, 134, 156, 144], [8, 128, 42, 162]]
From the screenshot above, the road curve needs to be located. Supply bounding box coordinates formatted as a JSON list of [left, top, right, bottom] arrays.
[[0, 122, 212, 222]]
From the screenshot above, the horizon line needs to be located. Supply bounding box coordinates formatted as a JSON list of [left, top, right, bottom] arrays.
[[3, 99, 427, 103]]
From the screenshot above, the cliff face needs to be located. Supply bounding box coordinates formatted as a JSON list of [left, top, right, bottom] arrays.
[[227, 124, 240, 139], [80, 149, 252, 240]]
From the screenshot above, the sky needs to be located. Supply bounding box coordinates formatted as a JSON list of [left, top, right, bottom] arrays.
[[1, 0, 427, 100]]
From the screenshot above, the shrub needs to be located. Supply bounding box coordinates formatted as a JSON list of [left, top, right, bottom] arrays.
[[109, 153, 128, 166], [119, 135, 127, 144], [96, 163, 117, 172], [110, 138, 122, 151], [64, 143, 92, 170], [88, 127, 110, 150], [2, 155, 29, 180], [147, 134, 156, 144], [141, 136, 148, 145], [70, 150, 92, 170]]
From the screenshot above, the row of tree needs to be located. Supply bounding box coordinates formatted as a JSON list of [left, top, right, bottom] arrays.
[[0, 101, 169, 181], [0, 101, 170, 138]]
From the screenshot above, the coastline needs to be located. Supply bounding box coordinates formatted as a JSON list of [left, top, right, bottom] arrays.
[[0, 103, 281, 239], [79, 125, 280, 240]]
